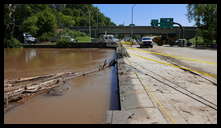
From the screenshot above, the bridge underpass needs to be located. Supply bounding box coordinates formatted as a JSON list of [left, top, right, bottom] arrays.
[[71, 26, 197, 39]]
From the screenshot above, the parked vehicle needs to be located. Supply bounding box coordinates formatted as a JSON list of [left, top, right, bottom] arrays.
[[175, 39, 192, 47], [140, 37, 153, 48], [103, 34, 114, 42], [23, 33, 39, 44], [98, 34, 119, 43]]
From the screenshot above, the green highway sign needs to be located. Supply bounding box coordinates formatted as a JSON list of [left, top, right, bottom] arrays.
[[151, 19, 159, 27], [160, 18, 173, 28], [129, 24, 135, 27]]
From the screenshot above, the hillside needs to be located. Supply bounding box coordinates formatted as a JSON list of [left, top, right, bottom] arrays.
[[4, 4, 116, 47]]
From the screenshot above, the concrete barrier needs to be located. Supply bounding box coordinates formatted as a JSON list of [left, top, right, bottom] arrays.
[[22, 42, 118, 48]]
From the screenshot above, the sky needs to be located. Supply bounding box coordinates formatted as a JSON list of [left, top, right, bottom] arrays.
[[93, 4, 195, 26]]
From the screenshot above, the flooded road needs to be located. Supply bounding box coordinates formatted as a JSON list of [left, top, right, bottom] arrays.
[[4, 48, 115, 124]]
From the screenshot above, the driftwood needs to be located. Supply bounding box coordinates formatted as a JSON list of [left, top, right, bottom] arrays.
[[4, 59, 116, 112], [116, 44, 130, 58]]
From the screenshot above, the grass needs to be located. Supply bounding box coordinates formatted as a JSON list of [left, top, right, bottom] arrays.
[[38, 36, 92, 45], [76, 36, 91, 43], [189, 36, 204, 45]]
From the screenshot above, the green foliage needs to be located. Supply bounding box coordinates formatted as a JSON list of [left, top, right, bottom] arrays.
[[38, 32, 55, 41], [57, 12, 75, 28], [4, 37, 22, 48], [76, 36, 91, 42], [4, 4, 16, 39], [36, 9, 57, 36], [56, 36, 73, 47], [4, 4, 116, 47], [186, 4, 217, 44], [62, 8, 73, 16], [78, 17, 89, 26], [189, 36, 204, 44], [22, 15, 39, 36], [58, 29, 86, 38], [22, 8, 57, 38]]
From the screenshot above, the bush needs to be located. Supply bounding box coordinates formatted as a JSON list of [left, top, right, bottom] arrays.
[[58, 29, 86, 38], [56, 37, 72, 47], [38, 32, 55, 42], [4, 37, 22, 48]]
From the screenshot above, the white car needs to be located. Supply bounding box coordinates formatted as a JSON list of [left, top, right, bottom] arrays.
[[175, 39, 192, 47], [23, 33, 38, 44], [140, 37, 153, 48]]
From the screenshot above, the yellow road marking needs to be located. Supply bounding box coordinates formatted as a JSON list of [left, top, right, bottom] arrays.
[[133, 71, 176, 124], [128, 47, 216, 65], [129, 52, 216, 78]]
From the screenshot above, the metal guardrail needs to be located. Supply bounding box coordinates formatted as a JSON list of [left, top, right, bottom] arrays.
[[194, 44, 217, 48]]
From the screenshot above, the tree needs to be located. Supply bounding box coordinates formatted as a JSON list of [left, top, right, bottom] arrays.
[[22, 15, 39, 36], [60, 14, 76, 28], [22, 8, 57, 37], [186, 4, 217, 43], [79, 17, 89, 26], [36, 8, 57, 36], [4, 4, 16, 38], [62, 8, 73, 16], [56, 12, 76, 28]]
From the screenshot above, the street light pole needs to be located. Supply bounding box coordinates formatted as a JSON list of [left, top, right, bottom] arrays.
[[96, 11, 98, 38], [131, 4, 136, 40], [88, 8, 91, 40], [132, 4, 136, 25]]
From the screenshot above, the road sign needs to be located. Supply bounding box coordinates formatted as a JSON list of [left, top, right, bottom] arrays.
[[151, 19, 159, 27], [160, 18, 173, 28], [129, 24, 135, 27]]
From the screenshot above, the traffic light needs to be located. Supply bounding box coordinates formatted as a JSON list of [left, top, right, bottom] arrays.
[[160, 18, 173, 28]]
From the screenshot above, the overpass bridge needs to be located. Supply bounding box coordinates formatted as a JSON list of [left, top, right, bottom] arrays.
[[71, 26, 197, 39]]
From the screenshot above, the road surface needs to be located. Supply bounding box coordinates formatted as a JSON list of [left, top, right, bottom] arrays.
[[107, 45, 217, 124]]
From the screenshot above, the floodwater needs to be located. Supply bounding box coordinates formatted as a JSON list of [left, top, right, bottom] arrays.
[[4, 48, 115, 124]]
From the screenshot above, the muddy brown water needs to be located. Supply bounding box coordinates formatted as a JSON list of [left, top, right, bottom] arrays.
[[4, 48, 115, 124]]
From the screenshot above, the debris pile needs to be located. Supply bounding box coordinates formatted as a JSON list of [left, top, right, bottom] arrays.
[[4, 59, 115, 112]]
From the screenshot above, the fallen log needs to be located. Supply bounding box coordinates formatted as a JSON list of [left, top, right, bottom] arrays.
[[5, 74, 56, 84], [4, 59, 114, 112]]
